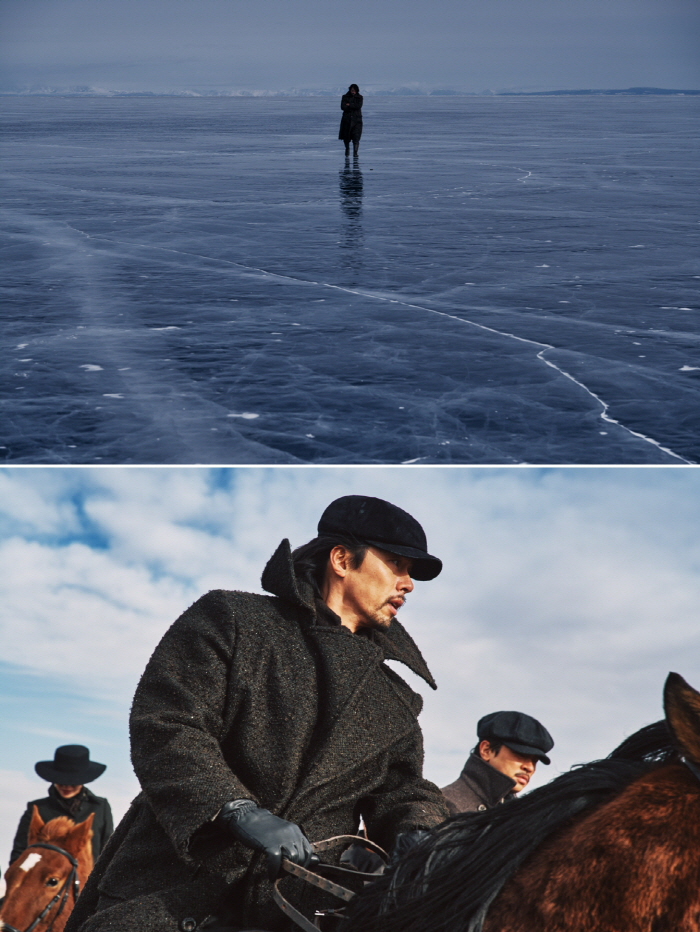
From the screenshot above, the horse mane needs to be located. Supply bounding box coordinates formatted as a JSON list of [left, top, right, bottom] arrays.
[[32, 815, 80, 846], [607, 719, 675, 762], [346, 720, 676, 932]]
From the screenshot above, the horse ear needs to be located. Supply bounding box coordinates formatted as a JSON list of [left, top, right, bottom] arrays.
[[66, 811, 94, 855], [663, 672, 700, 764], [27, 805, 45, 844]]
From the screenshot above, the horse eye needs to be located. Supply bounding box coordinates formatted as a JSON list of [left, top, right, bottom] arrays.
[[46, 878, 59, 887]]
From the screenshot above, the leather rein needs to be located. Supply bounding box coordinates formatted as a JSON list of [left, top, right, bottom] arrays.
[[3, 843, 80, 932], [272, 834, 388, 932]]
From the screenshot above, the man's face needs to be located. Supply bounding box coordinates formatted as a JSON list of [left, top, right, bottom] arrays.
[[54, 784, 83, 799], [340, 546, 414, 631], [480, 742, 537, 792]]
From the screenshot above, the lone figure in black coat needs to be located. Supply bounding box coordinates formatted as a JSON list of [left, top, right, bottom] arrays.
[[10, 745, 113, 866], [65, 495, 449, 932], [339, 83, 363, 158]]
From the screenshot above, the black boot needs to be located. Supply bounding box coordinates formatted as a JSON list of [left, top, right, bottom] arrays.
[[344, 143, 350, 157], [353, 143, 359, 158]]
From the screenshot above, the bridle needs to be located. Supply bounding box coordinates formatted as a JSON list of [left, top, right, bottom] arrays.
[[2, 843, 80, 932]]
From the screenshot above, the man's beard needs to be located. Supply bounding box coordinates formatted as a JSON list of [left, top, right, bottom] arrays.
[[364, 597, 405, 630]]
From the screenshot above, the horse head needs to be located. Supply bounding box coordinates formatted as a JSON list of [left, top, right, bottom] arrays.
[[0, 809, 94, 932]]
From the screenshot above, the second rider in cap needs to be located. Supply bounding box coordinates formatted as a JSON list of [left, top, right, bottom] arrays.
[[441, 711, 554, 814]]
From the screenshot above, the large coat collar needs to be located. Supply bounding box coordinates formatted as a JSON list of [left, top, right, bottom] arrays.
[[261, 539, 437, 690], [47, 782, 101, 814], [461, 753, 517, 807]]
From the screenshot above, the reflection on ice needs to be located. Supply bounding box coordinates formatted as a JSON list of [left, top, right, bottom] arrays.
[[339, 162, 364, 278], [1, 95, 699, 464], [340, 162, 363, 221]]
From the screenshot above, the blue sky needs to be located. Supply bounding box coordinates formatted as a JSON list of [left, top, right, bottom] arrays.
[[1, 0, 699, 93], [2, 465, 700, 868]]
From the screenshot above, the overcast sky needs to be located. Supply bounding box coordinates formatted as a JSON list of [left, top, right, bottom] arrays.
[[2, 465, 700, 869], [1, 0, 699, 93]]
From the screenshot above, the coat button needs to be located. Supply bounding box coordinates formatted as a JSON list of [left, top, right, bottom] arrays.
[[477, 804, 487, 811], [180, 920, 197, 932]]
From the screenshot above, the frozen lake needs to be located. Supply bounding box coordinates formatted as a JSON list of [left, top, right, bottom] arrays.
[[1, 95, 699, 464]]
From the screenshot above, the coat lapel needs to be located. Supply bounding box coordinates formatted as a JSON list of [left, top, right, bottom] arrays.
[[287, 627, 420, 817], [370, 619, 437, 690]]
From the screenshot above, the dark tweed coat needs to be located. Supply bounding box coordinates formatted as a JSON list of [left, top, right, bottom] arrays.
[[66, 540, 447, 932], [441, 753, 517, 815], [339, 93, 363, 142]]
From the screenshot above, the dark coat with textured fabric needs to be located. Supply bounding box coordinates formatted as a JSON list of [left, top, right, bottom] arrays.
[[339, 93, 363, 142], [65, 540, 448, 932], [10, 785, 113, 865], [441, 753, 517, 815]]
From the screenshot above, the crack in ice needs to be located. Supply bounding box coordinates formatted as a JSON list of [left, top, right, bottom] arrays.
[[70, 230, 695, 465]]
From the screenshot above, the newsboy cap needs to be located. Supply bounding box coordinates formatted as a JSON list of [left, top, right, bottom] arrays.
[[318, 495, 442, 580], [477, 711, 554, 765]]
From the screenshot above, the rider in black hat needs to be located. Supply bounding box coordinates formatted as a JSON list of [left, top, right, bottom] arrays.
[[65, 495, 448, 932], [441, 711, 554, 814], [10, 745, 113, 866]]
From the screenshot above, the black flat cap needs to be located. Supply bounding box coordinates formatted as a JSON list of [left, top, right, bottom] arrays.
[[478, 711, 554, 764], [318, 495, 442, 580], [35, 745, 107, 784]]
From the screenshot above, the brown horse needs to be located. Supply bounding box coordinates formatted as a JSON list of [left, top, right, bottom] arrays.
[[1, 809, 94, 932], [345, 672, 700, 932]]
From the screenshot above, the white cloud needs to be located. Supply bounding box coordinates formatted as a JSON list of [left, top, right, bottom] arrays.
[[0, 536, 194, 694]]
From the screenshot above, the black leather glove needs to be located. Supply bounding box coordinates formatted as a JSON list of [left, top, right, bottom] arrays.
[[339, 843, 385, 874], [388, 829, 430, 868], [218, 800, 314, 880]]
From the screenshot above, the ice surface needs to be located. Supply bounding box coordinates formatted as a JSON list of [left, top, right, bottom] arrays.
[[1, 95, 698, 464]]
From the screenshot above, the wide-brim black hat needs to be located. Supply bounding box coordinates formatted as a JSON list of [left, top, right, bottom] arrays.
[[478, 711, 554, 765], [35, 745, 106, 784], [318, 495, 442, 581]]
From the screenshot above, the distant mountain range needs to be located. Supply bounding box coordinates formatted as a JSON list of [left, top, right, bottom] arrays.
[[1, 85, 698, 98], [498, 87, 700, 96]]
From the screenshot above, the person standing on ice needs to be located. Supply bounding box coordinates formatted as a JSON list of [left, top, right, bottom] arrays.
[[339, 84, 363, 157]]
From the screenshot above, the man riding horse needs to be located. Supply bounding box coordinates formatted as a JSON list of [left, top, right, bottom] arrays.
[[65, 495, 449, 932]]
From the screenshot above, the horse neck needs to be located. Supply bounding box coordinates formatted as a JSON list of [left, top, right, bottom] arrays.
[[485, 762, 700, 932]]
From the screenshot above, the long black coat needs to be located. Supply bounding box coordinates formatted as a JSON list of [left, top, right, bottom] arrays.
[[10, 784, 113, 865], [66, 540, 448, 932], [339, 93, 363, 142]]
